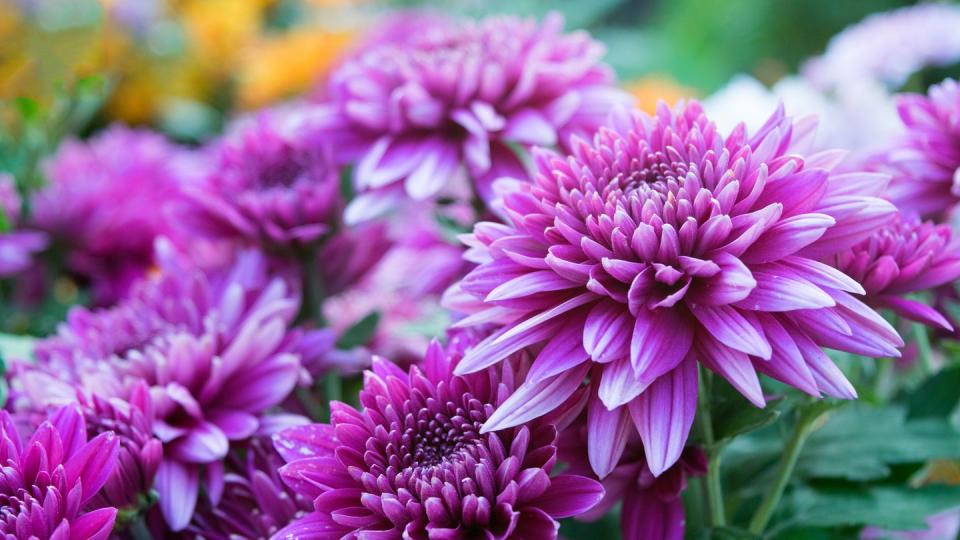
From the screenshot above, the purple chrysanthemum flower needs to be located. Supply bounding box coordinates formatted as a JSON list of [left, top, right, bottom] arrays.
[[312, 12, 630, 222], [829, 214, 960, 331], [20, 244, 330, 531], [75, 382, 163, 512], [559, 425, 706, 540], [0, 172, 47, 278], [445, 101, 903, 477], [0, 404, 119, 540], [179, 106, 342, 252], [272, 339, 603, 539], [881, 79, 960, 219], [33, 126, 200, 305], [803, 4, 960, 92], [184, 423, 313, 540]]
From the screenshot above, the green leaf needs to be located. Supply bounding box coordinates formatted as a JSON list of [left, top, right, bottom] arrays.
[[907, 366, 960, 420], [797, 406, 960, 481], [781, 485, 960, 531], [710, 377, 783, 445], [336, 311, 381, 349]]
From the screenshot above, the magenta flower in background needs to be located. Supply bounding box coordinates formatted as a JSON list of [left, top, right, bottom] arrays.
[[75, 383, 163, 512], [324, 211, 468, 363], [560, 424, 706, 540], [178, 105, 342, 252], [33, 126, 200, 305], [880, 79, 960, 219], [18, 244, 333, 531], [311, 11, 631, 222], [0, 404, 119, 540], [272, 339, 603, 539], [829, 214, 960, 330], [0, 172, 48, 277], [184, 422, 313, 540], [445, 101, 902, 477], [803, 4, 960, 92]]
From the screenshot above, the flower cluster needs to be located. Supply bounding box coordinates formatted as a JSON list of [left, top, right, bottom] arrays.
[[311, 12, 631, 222]]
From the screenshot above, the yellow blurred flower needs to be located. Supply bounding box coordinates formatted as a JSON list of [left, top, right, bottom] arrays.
[[105, 51, 205, 124], [625, 75, 696, 114], [178, 0, 270, 78], [236, 27, 355, 109], [0, 4, 111, 104]]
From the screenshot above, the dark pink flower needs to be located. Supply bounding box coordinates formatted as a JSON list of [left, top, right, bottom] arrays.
[[0, 404, 119, 540], [272, 339, 602, 539], [445, 101, 902, 477], [76, 383, 163, 512], [178, 106, 342, 252], [184, 422, 313, 540], [829, 214, 960, 330], [33, 126, 201, 304], [20, 246, 329, 531], [882, 79, 960, 219], [311, 12, 630, 222]]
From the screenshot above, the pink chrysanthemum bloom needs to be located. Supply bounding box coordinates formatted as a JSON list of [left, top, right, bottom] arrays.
[[881, 79, 960, 219], [313, 12, 630, 223], [21, 245, 328, 531], [33, 126, 200, 305], [0, 172, 48, 277], [0, 405, 119, 540], [828, 214, 960, 331], [272, 339, 603, 539], [179, 106, 342, 252], [445, 101, 903, 477], [75, 383, 163, 512], [560, 426, 706, 540], [184, 426, 313, 540]]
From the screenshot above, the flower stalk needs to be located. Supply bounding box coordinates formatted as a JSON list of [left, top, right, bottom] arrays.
[[748, 404, 829, 534], [698, 368, 726, 527]]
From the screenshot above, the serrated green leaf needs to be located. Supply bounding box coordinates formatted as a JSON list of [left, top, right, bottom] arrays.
[[907, 366, 960, 420], [797, 406, 960, 481], [781, 485, 960, 531], [336, 311, 381, 349]]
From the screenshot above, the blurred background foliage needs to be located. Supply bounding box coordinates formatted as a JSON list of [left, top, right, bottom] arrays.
[[1, 0, 935, 144]]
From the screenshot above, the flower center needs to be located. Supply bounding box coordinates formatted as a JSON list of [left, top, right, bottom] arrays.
[[404, 399, 485, 471]]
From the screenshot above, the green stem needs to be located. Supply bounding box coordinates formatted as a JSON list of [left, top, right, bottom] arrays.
[[128, 516, 153, 540], [297, 386, 328, 421], [297, 249, 327, 326], [698, 368, 726, 527], [748, 407, 823, 535], [324, 371, 342, 403], [912, 322, 933, 375]]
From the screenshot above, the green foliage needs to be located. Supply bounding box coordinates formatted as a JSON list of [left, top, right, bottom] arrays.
[[907, 365, 960, 420], [778, 485, 960, 532], [336, 311, 381, 349], [707, 377, 785, 447]]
